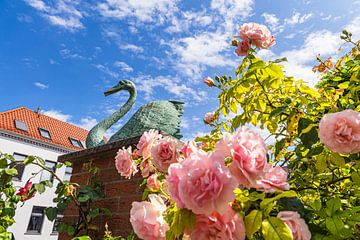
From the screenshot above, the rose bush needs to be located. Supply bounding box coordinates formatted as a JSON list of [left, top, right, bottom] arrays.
[[111, 26, 360, 240]]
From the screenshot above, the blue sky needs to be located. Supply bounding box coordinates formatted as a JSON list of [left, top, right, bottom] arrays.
[[1, 0, 359, 141]]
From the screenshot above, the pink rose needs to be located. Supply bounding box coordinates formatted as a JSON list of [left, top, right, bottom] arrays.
[[229, 127, 267, 188], [277, 211, 311, 240], [190, 207, 246, 240], [147, 173, 161, 192], [137, 129, 162, 160], [319, 109, 360, 154], [140, 159, 156, 178], [204, 112, 215, 124], [167, 151, 238, 215], [213, 132, 233, 159], [151, 137, 179, 172], [181, 140, 199, 158], [204, 76, 215, 87], [115, 146, 137, 179], [256, 165, 290, 193], [130, 194, 169, 240], [235, 39, 250, 56], [239, 22, 275, 49]]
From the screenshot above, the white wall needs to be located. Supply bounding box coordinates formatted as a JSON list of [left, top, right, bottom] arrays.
[[0, 134, 70, 240]]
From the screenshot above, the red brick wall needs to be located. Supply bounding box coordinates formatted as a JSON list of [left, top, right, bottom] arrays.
[[58, 138, 142, 240]]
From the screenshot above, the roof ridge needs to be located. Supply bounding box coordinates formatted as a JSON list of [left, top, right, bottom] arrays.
[[0, 106, 26, 114]]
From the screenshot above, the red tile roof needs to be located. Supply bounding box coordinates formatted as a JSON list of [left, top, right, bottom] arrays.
[[0, 107, 88, 150]]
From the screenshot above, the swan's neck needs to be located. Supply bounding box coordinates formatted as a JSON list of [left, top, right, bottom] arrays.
[[103, 87, 137, 128]]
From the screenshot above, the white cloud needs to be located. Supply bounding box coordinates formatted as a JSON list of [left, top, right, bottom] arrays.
[[59, 48, 84, 59], [262, 13, 279, 30], [93, 64, 119, 78], [134, 75, 207, 103], [210, 0, 253, 22], [77, 117, 98, 130], [180, 117, 189, 129], [24, 0, 84, 31], [170, 31, 234, 78], [285, 11, 313, 26], [113, 61, 133, 72], [166, 10, 212, 33], [42, 109, 72, 122], [34, 82, 49, 90], [118, 43, 143, 53], [345, 16, 360, 40], [97, 0, 178, 24]]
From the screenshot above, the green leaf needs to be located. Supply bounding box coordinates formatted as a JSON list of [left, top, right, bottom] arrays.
[[262, 217, 293, 240], [329, 153, 345, 167], [89, 208, 100, 218], [351, 171, 360, 184], [298, 118, 318, 148], [337, 81, 350, 89], [4, 168, 18, 176], [78, 194, 90, 203], [23, 156, 35, 165], [326, 198, 341, 217], [245, 210, 263, 238], [260, 191, 297, 210], [0, 158, 8, 168], [325, 216, 345, 236], [34, 183, 46, 194], [45, 207, 58, 221], [72, 236, 92, 240]]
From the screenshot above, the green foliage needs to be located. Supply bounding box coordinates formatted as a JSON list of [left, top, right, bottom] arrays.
[[165, 204, 196, 240], [202, 33, 360, 239]]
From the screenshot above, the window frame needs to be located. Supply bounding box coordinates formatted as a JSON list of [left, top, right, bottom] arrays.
[[26, 206, 45, 234], [38, 127, 51, 139], [40, 160, 57, 183], [64, 166, 73, 181], [14, 119, 28, 132], [69, 137, 83, 148], [11, 153, 27, 181], [51, 211, 64, 234]]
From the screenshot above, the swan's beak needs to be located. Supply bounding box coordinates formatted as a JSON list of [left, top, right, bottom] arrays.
[[104, 86, 119, 96]]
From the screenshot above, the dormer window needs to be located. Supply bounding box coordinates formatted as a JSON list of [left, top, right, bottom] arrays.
[[69, 138, 83, 148], [39, 128, 51, 139], [14, 119, 28, 132]]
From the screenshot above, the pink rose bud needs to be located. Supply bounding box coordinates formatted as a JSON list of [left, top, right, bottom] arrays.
[[140, 160, 155, 178], [204, 76, 215, 87], [147, 173, 161, 192], [115, 146, 138, 179], [319, 109, 360, 154], [130, 194, 169, 240], [204, 112, 215, 124], [235, 39, 250, 56], [277, 211, 311, 240]]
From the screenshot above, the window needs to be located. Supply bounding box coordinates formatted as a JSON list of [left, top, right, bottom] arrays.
[[11, 153, 27, 180], [69, 138, 83, 148], [64, 166, 72, 181], [38, 128, 51, 139], [40, 160, 56, 182], [27, 206, 45, 234], [52, 211, 64, 234], [14, 119, 28, 132]]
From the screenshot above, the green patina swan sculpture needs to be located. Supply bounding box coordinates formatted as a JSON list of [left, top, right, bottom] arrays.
[[85, 80, 184, 148]]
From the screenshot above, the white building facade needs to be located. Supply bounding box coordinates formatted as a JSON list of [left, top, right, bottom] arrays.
[[0, 107, 88, 240]]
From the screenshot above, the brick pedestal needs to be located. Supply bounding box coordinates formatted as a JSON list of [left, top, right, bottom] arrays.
[[58, 136, 142, 239]]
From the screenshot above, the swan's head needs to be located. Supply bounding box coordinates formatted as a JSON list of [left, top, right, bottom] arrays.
[[104, 80, 135, 96]]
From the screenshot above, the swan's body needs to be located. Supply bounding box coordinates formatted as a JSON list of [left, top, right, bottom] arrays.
[[85, 80, 183, 148]]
